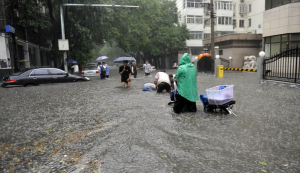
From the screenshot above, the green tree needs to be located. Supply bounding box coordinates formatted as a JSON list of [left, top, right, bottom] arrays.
[[13, 0, 189, 68]]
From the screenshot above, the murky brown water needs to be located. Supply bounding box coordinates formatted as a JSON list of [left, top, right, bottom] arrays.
[[0, 67, 300, 172]]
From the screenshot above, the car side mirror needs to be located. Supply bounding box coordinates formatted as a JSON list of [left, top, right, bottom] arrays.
[[65, 73, 69, 77]]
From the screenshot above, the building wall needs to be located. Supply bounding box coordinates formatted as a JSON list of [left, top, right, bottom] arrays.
[[218, 47, 260, 68], [176, 0, 265, 56], [263, 2, 300, 37]]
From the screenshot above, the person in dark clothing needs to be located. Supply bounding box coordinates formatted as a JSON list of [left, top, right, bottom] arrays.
[[119, 60, 132, 88], [100, 62, 107, 79], [130, 62, 137, 78]]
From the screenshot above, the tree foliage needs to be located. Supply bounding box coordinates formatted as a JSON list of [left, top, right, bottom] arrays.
[[13, 0, 190, 67]]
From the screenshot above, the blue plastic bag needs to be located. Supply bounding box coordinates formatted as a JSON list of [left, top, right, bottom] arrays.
[[219, 85, 226, 90], [200, 94, 209, 108]]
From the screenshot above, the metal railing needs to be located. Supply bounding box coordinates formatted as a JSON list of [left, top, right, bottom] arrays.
[[220, 57, 229, 68], [263, 47, 300, 83]]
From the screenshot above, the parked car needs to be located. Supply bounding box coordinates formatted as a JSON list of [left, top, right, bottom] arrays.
[[1, 68, 90, 87], [81, 66, 99, 77], [85, 63, 98, 66]]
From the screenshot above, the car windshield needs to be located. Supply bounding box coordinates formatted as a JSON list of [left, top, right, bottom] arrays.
[[84, 66, 98, 70]]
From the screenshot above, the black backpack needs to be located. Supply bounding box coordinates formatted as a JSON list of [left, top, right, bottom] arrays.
[[101, 65, 106, 73]]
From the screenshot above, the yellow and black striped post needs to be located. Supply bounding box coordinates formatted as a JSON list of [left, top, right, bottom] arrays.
[[224, 68, 257, 72]]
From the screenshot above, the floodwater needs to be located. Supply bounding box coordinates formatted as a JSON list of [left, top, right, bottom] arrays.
[[0, 66, 300, 173]]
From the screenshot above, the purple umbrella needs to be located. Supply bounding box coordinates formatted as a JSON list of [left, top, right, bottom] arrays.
[[95, 56, 108, 61]]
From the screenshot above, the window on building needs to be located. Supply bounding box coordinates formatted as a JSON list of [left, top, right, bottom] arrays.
[[216, 1, 233, 10], [265, 0, 299, 10], [239, 20, 244, 28], [264, 34, 300, 57], [195, 16, 203, 24], [248, 19, 251, 27], [186, 15, 203, 24], [204, 18, 210, 25], [204, 33, 211, 39], [248, 4, 252, 12], [239, 4, 247, 15], [233, 19, 236, 28], [190, 31, 203, 39], [187, 0, 203, 8], [219, 50, 223, 55], [187, 15, 195, 23], [217, 17, 232, 25]]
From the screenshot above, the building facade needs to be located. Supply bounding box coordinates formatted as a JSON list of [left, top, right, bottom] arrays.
[[263, 0, 300, 58], [0, 0, 53, 79], [176, 0, 265, 68]]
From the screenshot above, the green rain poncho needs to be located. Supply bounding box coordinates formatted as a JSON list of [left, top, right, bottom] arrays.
[[174, 53, 199, 102]]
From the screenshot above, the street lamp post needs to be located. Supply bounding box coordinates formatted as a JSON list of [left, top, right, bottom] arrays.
[[257, 51, 265, 83]]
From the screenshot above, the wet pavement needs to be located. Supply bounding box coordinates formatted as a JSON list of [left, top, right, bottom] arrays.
[[1, 66, 300, 173]]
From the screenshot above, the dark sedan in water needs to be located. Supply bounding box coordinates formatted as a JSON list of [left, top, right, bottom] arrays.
[[1, 68, 90, 87]]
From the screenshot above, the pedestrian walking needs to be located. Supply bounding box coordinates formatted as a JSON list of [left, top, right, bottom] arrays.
[[173, 53, 198, 113], [143, 60, 152, 76], [154, 70, 172, 93], [119, 60, 132, 88], [71, 63, 79, 74], [130, 62, 137, 78]]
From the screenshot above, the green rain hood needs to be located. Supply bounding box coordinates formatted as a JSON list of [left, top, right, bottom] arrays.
[[174, 53, 199, 102]]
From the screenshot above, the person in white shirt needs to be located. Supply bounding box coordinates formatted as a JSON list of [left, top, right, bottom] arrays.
[[154, 71, 172, 93], [143, 60, 152, 76], [173, 61, 178, 69], [71, 63, 79, 74]]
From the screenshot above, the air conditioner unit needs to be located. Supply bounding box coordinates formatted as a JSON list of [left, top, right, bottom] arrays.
[[240, 0, 244, 2]]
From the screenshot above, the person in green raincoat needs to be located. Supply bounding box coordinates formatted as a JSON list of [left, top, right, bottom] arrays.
[[173, 53, 198, 113]]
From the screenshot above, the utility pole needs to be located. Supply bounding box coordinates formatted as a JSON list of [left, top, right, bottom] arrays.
[[210, 0, 215, 59]]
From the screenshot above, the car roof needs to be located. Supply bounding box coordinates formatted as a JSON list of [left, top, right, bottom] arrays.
[[33, 68, 64, 70]]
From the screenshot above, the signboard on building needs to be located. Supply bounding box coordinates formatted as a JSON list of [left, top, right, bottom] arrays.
[[58, 39, 69, 51], [5, 25, 15, 34]]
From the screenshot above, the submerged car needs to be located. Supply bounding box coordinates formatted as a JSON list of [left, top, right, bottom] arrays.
[[81, 65, 99, 77], [1, 68, 90, 87]]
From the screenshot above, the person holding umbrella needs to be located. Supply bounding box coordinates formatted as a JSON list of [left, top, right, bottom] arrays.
[[119, 60, 132, 88]]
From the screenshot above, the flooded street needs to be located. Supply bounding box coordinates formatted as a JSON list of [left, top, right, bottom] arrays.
[[1, 67, 300, 173]]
